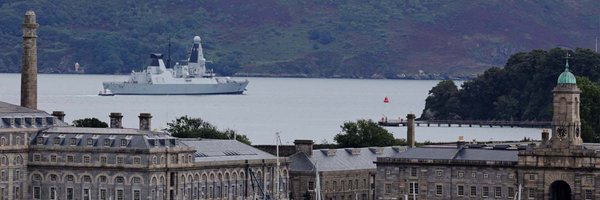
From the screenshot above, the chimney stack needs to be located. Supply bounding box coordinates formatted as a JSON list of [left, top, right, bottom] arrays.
[[294, 140, 314, 156], [109, 112, 123, 128], [21, 10, 38, 110], [406, 114, 416, 148], [51, 111, 65, 121], [138, 113, 152, 131]]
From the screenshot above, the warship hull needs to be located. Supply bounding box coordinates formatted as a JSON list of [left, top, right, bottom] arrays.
[[103, 81, 248, 95]]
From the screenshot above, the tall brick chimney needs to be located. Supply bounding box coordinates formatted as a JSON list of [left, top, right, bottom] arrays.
[[406, 114, 416, 148], [294, 140, 314, 156], [109, 112, 123, 128], [21, 10, 38, 110], [138, 113, 152, 131]]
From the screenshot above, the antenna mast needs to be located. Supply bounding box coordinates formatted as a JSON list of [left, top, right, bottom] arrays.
[[167, 37, 172, 68]]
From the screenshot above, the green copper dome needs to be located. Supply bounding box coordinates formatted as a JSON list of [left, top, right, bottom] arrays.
[[557, 59, 576, 84]]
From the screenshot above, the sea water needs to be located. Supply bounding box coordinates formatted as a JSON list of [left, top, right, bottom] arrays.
[[0, 74, 541, 144]]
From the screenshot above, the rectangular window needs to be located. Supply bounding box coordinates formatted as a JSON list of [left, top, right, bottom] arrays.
[[484, 173, 489, 179], [50, 187, 57, 200], [410, 167, 418, 177], [100, 189, 107, 200], [67, 155, 74, 163], [508, 187, 515, 198], [528, 174, 536, 181], [483, 186, 489, 197], [457, 185, 464, 196], [34, 154, 41, 162], [495, 186, 502, 197], [470, 186, 477, 196], [134, 157, 141, 164], [585, 189, 593, 200], [50, 155, 57, 162], [117, 156, 124, 164], [409, 182, 419, 195], [308, 181, 315, 190], [83, 188, 91, 200], [14, 170, 20, 181], [458, 171, 464, 178], [67, 187, 74, 200], [14, 186, 20, 199], [528, 188, 535, 199], [435, 184, 443, 196], [133, 190, 141, 200], [385, 184, 391, 194], [117, 189, 124, 200], [100, 156, 107, 164], [34, 187, 41, 199], [83, 156, 90, 163], [471, 172, 476, 178]]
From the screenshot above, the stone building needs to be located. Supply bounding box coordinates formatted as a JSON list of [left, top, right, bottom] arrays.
[[289, 140, 405, 200], [0, 104, 289, 200], [375, 59, 599, 200]]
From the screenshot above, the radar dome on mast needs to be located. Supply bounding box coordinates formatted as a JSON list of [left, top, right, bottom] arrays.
[[193, 36, 201, 43]]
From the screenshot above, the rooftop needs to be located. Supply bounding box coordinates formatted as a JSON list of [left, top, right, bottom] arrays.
[[180, 139, 276, 162], [289, 146, 406, 172]]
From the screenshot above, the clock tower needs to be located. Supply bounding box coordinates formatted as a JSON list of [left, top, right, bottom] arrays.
[[549, 55, 583, 148]]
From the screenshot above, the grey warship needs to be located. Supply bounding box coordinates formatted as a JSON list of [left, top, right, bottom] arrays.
[[103, 36, 249, 95]]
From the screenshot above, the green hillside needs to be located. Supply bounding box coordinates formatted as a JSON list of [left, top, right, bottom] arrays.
[[0, 0, 598, 78]]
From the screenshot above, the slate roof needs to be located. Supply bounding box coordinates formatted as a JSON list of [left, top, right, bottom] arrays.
[[32, 126, 177, 149], [180, 139, 276, 162], [0, 101, 67, 128], [289, 146, 406, 172], [393, 147, 519, 162]]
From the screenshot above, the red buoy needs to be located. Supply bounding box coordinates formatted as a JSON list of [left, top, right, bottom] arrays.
[[384, 97, 389, 103]]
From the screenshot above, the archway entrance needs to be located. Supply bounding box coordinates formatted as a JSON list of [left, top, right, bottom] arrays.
[[550, 180, 571, 200]]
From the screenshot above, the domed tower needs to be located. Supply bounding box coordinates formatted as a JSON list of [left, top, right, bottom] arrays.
[[550, 54, 583, 148]]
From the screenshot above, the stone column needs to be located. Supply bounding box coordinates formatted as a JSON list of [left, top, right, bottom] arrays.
[[21, 10, 38, 110], [541, 129, 549, 145], [406, 114, 416, 148], [139, 113, 152, 131], [109, 112, 123, 128]]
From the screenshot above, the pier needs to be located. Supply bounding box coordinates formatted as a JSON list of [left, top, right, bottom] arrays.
[[378, 119, 551, 128]]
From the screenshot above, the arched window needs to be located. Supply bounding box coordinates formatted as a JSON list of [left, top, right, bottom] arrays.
[[33, 174, 42, 181], [153, 156, 158, 164], [152, 177, 157, 185], [15, 136, 20, 145], [66, 175, 75, 182], [132, 177, 142, 184], [50, 174, 58, 182], [115, 176, 125, 184], [82, 175, 92, 183], [98, 175, 108, 183], [1, 137, 6, 146]]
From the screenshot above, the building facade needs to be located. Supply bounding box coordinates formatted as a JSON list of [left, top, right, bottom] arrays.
[[289, 140, 405, 200], [375, 58, 599, 200], [0, 105, 289, 200]]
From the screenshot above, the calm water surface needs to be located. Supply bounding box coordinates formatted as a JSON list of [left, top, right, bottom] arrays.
[[0, 74, 541, 144]]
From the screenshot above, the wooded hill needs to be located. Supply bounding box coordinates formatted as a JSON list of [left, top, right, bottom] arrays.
[[0, 1, 598, 79]]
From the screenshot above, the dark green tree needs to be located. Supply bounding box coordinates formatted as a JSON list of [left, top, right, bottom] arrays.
[[72, 118, 108, 128], [166, 116, 251, 145], [334, 119, 398, 148], [420, 80, 459, 119], [577, 77, 600, 142]]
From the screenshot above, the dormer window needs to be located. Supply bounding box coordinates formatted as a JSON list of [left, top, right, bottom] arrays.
[[53, 138, 61, 145], [104, 139, 111, 146], [69, 138, 77, 146], [37, 137, 44, 145], [120, 139, 128, 147], [87, 138, 93, 146]]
